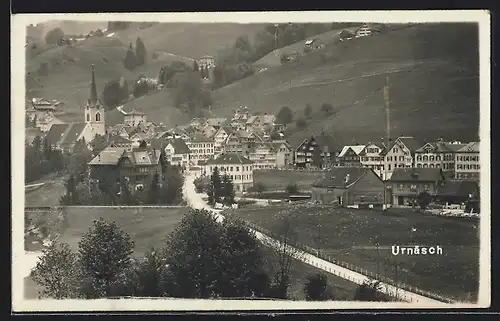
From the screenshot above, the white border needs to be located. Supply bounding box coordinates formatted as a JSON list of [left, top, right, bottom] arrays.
[[11, 10, 491, 311]]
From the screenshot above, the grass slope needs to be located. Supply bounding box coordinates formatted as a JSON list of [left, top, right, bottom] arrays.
[[111, 23, 266, 59], [210, 23, 479, 148], [231, 205, 480, 302], [254, 27, 356, 68]]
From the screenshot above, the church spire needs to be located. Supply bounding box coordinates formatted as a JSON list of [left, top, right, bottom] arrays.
[[89, 64, 98, 106]]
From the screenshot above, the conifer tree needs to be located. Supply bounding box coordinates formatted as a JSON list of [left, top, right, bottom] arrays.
[[135, 37, 147, 66], [193, 60, 199, 71], [124, 43, 138, 71], [221, 174, 235, 206], [148, 173, 161, 204]]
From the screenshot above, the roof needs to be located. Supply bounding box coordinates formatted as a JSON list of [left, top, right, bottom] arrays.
[[338, 145, 366, 157], [205, 153, 253, 165], [358, 142, 386, 156], [45, 123, 87, 147], [88, 147, 126, 165], [127, 148, 160, 166], [109, 135, 131, 144], [190, 133, 213, 142], [312, 135, 338, 152], [123, 108, 146, 116], [395, 137, 422, 153], [389, 168, 444, 182], [436, 180, 479, 198], [457, 142, 480, 153], [168, 138, 191, 154], [218, 126, 236, 136], [313, 167, 372, 188], [205, 117, 226, 127], [149, 138, 168, 150]]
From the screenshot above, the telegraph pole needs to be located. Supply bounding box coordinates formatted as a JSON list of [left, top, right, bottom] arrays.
[[382, 75, 391, 209]]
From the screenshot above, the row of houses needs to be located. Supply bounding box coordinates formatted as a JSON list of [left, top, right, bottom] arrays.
[[311, 166, 479, 209], [295, 135, 480, 181]]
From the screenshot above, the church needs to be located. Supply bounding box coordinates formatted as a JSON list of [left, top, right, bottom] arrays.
[[45, 65, 106, 152]]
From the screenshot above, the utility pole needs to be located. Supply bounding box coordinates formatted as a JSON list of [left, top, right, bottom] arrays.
[[383, 75, 391, 208]]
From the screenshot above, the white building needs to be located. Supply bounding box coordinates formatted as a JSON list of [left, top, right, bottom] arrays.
[[359, 142, 386, 178], [123, 109, 147, 127], [186, 133, 215, 166], [203, 153, 254, 192], [165, 138, 191, 169], [454, 142, 480, 181]]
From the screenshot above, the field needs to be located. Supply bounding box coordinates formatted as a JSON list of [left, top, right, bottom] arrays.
[[210, 23, 479, 148], [25, 174, 67, 207], [254, 170, 325, 191], [231, 204, 480, 302], [24, 205, 361, 300]]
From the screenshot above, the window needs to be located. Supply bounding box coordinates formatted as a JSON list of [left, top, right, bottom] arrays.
[[96, 112, 101, 122], [388, 164, 391, 170], [429, 155, 434, 161], [423, 155, 428, 161], [417, 155, 422, 161], [236, 166, 239, 171], [399, 156, 404, 162], [410, 184, 417, 191], [86, 113, 90, 122], [417, 164, 422, 168], [423, 164, 428, 168], [230, 166, 233, 171], [393, 148, 398, 153], [430, 164, 434, 168], [436, 155, 441, 161], [398, 184, 404, 190]]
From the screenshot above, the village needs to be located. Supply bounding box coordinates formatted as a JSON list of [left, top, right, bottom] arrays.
[[25, 62, 480, 217]]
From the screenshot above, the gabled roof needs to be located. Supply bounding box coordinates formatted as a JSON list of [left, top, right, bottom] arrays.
[[312, 135, 338, 152], [358, 142, 386, 156], [45, 123, 87, 148], [88, 147, 126, 165], [216, 126, 235, 136], [205, 153, 253, 165], [168, 138, 191, 154], [127, 148, 160, 165], [457, 142, 480, 153], [389, 168, 444, 182], [313, 167, 372, 188], [394, 136, 422, 153], [190, 133, 213, 142], [338, 145, 366, 157], [436, 180, 479, 197], [149, 138, 168, 150], [205, 117, 226, 127]]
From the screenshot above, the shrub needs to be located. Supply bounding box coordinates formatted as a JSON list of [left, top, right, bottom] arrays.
[[285, 183, 299, 194]]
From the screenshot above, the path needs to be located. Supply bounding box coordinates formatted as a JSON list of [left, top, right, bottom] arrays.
[[182, 173, 445, 305]]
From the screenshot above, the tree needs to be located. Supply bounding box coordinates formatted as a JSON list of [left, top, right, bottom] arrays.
[[193, 176, 206, 193], [93, 29, 104, 37], [276, 106, 293, 125], [303, 273, 334, 301], [68, 138, 93, 183], [90, 134, 108, 156], [207, 167, 222, 205], [320, 103, 333, 114], [119, 177, 134, 205], [311, 147, 323, 169], [135, 37, 147, 66], [161, 164, 184, 204], [60, 174, 78, 205], [31, 242, 81, 299], [417, 191, 432, 210], [124, 43, 138, 71], [271, 214, 302, 299], [285, 183, 299, 194], [147, 173, 161, 204], [304, 104, 313, 118], [163, 209, 268, 298], [102, 78, 129, 108], [193, 60, 199, 71], [296, 117, 306, 129], [45, 27, 64, 45], [133, 78, 149, 98], [253, 182, 266, 195], [353, 280, 385, 301], [221, 174, 235, 206], [78, 218, 135, 297], [135, 248, 166, 297]]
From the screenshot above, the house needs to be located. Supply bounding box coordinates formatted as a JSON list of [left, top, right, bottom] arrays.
[[383, 136, 421, 180], [107, 135, 133, 149], [304, 38, 325, 52], [311, 167, 385, 207], [434, 180, 479, 206], [270, 140, 293, 169], [186, 133, 215, 165], [35, 114, 65, 132], [355, 24, 379, 37], [337, 145, 366, 167], [359, 142, 386, 178], [123, 108, 147, 127], [454, 142, 480, 181], [213, 126, 236, 152], [189, 117, 206, 129], [197, 55, 215, 69], [415, 140, 467, 178], [247, 142, 277, 170], [129, 132, 152, 147], [294, 135, 338, 169], [201, 124, 218, 138], [387, 168, 445, 207], [205, 117, 227, 128], [202, 153, 254, 192], [44, 65, 106, 152], [108, 124, 131, 139], [165, 138, 191, 169], [88, 145, 162, 190]]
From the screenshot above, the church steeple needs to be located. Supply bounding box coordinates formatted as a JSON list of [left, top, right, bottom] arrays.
[[89, 64, 98, 106]]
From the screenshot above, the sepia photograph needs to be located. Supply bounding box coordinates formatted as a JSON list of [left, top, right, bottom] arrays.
[[12, 10, 490, 312]]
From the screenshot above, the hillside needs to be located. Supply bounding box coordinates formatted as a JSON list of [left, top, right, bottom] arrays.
[[253, 27, 357, 68], [111, 23, 266, 59], [210, 23, 480, 148]]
